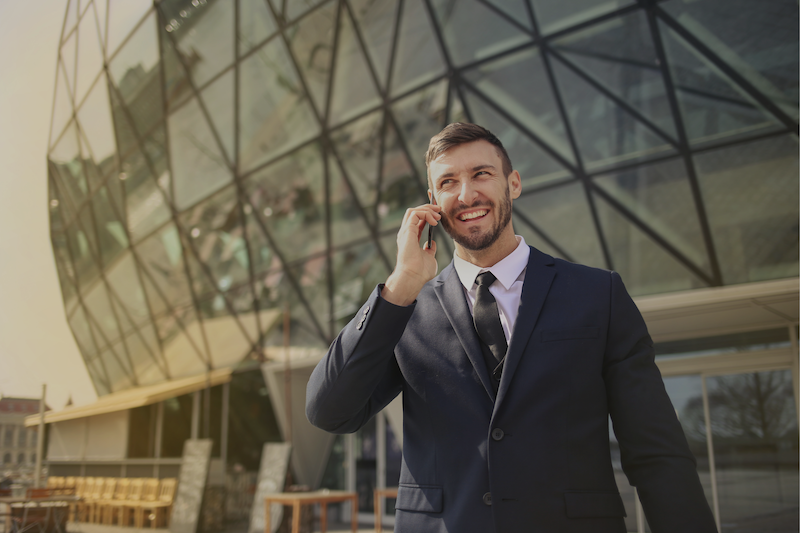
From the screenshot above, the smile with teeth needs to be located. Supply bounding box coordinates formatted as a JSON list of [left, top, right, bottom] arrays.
[[459, 210, 488, 221]]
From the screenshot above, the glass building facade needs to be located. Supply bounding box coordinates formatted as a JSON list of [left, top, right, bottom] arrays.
[[45, 0, 798, 531]]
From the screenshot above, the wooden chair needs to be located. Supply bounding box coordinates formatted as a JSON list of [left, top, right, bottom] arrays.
[[99, 478, 130, 525], [76, 477, 103, 522], [115, 478, 145, 527], [68, 477, 88, 522], [60, 477, 76, 496], [138, 479, 177, 528], [89, 478, 116, 523], [131, 479, 160, 528]]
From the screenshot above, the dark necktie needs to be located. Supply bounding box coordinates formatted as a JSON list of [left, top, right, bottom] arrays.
[[473, 272, 508, 363]]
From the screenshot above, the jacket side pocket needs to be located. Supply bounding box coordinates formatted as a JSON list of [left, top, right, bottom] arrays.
[[395, 484, 443, 513]]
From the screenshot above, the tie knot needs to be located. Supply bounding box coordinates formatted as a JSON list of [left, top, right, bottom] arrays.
[[476, 271, 497, 288]]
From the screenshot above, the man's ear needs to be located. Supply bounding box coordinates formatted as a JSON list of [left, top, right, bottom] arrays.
[[508, 170, 522, 200], [428, 189, 434, 203]]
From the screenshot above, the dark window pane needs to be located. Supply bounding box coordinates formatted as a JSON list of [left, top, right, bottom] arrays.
[[162, 394, 193, 457], [127, 404, 157, 458], [693, 135, 798, 284]]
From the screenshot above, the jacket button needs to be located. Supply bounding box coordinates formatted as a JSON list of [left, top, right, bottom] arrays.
[[482, 492, 492, 506], [491, 428, 504, 441]]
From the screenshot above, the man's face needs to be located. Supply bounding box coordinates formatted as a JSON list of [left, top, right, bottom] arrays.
[[428, 140, 521, 252]]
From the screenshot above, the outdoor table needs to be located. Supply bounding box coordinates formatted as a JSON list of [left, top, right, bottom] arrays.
[[0, 495, 79, 533], [263, 490, 357, 533], [372, 488, 397, 533]]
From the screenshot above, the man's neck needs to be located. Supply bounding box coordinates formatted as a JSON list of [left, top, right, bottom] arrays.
[[454, 230, 520, 268]]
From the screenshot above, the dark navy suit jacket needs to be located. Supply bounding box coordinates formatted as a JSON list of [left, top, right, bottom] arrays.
[[306, 247, 717, 532]]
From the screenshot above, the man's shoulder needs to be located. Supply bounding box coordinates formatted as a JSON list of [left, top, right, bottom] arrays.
[[530, 246, 612, 281]]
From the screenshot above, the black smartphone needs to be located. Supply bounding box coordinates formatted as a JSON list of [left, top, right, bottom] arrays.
[[427, 198, 436, 249]]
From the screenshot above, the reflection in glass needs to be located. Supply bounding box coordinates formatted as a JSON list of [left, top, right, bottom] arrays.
[[286, 1, 336, 116], [707, 370, 798, 532], [391, 0, 446, 95], [532, 0, 635, 36]]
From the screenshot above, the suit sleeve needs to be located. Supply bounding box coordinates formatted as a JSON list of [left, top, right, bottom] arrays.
[[306, 284, 412, 434], [603, 271, 717, 533]]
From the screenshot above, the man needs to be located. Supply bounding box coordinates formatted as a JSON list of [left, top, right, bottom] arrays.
[[306, 123, 717, 532]]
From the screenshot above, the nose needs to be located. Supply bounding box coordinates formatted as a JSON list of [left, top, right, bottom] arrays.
[[458, 180, 478, 205]]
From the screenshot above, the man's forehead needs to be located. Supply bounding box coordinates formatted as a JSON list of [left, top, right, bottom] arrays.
[[429, 140, 502, 172]]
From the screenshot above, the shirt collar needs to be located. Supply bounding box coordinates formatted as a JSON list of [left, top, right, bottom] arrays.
[[453, 236, 530, 291]]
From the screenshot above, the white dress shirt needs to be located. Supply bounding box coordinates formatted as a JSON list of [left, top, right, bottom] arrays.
[[453, 236, 530, 343]]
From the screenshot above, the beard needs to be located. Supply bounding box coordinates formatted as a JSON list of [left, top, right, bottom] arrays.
[[439, 187, 513, 251]]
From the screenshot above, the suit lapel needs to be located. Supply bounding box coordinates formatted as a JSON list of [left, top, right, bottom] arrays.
[[495, 248, 556, 408], [433, 265, 496, 402]]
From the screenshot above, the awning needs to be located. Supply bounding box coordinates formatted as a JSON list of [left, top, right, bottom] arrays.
[[635, 277, 799, 343], [24, 368, 232, 427]]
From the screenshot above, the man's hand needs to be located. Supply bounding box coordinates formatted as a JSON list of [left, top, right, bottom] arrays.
[[382, 203, 442, 306]]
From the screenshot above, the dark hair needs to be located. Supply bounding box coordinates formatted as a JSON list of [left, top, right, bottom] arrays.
[[425, 123, 513, 186]]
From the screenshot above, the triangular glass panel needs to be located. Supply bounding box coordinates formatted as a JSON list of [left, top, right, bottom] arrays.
[[241, 200, 276, 278], [461, 85, 574, 190], [238, 37, 321, 172], [513, 181, 607, 269], [511, 214, 571, 262], [201, 283, 262, 369], [594, 193, 710, 296], [329, 111, 384, 227], [331, 241, 390, 331], [107, 10, 162, 137], [111, 297, 163, 375], [285, 0, 327, 24], [77, 128, 105, 193], [158, 317, 213, 379], [428, 0, 531, 66], [659, 20, 786, 148], [106, 78, 137, 159], [692, 134, 799, 284], [181, 228, 229, 305], [77, 74, 118, 181], [156, 303, 211, 368], [129, 323, 169, 386], [61, 23, 79, 98], [349, 0, 400, 90], [179, 183, 252, 298], [83, 279, 125, 350], [120, 141, 172, 244], [285, 256, 331, 340], [328, 152, 372, 248], [50, 62, 75, 149], [135, 221, 194, 310], [592, 157, 711, 275], [199, 65, 235, 162], [93, 0, 108, 52], [75, 4, 105, 105], [486, 0, 533, 32], [106, 0, 152, 58], [661, 0, 798, 120], [550, 56, 677, 172], [137, 258, 172, 320], [462, 47, 575, 166], [285, 0, 337, 116], [92, 186, 129, 268], [242, 142, 327, 263], [85, 356, 111, 396], [48, 173, 68, 233], [64, 215, 101, 291], [161, 0, 235, 88], [530, 0, 635, 37], [552, 11, 678, 140], [160, 22, 193, 111], [105, 251, 151, 329], [69, 304, 99, 358], [238, 0, 277, 54], [62, 0, 81, 42], [328, 5, 382, 126], [378, 119, 426, 228], [449, 84, 468, 123], [261, 289, 329, 359], [50, 123, 88, 211], [391, 0, 446, 96], [52, 231, 80, 313], [99, 343, 137, 392], [168, 97, 233, 210], [391, 79, 448, 177]]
